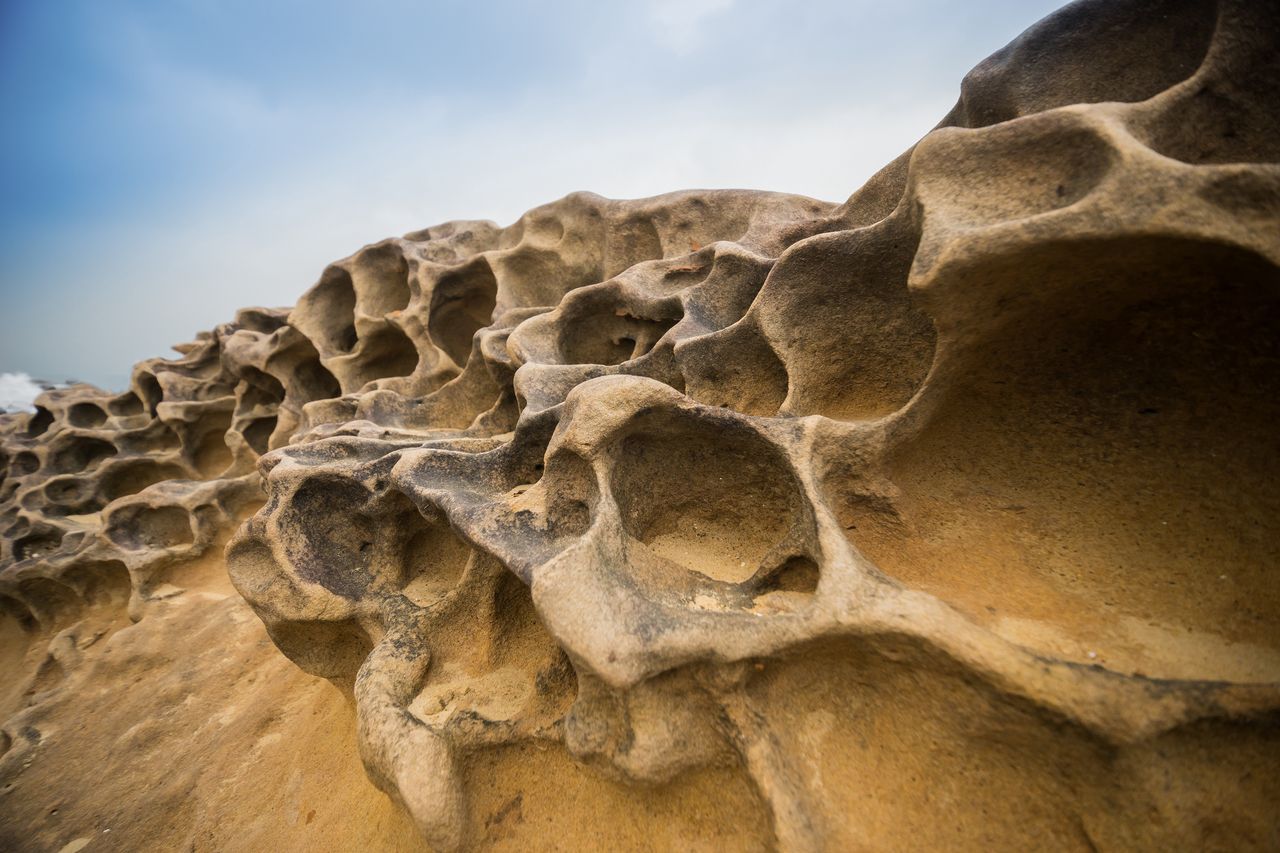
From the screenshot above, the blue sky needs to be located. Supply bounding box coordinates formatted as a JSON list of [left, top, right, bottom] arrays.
[[0, 0, 1063, 389]]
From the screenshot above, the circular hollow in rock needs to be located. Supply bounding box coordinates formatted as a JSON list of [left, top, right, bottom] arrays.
[[400, 520, 472, 608], [107, 505, 195, 551], [50, 438, 117, 475], [67, 403, 108, 429], [611, 410, 806, 588], [840, 238, 1280, 682]]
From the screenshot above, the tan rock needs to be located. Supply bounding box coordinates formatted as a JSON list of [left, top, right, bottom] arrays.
[[3, 0, 1278, 849]]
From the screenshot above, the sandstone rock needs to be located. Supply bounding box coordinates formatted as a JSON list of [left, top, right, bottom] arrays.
[[2, 0, 1279, 849]]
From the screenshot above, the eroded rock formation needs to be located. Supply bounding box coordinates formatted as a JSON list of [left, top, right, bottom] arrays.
[[3, 0, 1279, 849]]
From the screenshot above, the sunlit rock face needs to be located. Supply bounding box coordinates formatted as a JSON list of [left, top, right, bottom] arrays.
[[3, 0, 1279, 849]]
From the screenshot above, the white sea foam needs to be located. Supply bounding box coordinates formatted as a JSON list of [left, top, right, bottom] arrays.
[[0, 372, 45, 413]]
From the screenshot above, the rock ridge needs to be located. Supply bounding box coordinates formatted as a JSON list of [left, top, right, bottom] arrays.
[[3, 0, 1279, 849]]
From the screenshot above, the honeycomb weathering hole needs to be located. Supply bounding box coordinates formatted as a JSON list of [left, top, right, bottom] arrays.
[[51, 437, 118, 474], [62, 560, 131, 606], [243, 416, 278, 455], [428, 261, 498, 367], [135, 373, 162, 416], [559, 310, 679, 367], [917, 120, 1115, 229], [42, 476, 103, 516], [746, 225, 934, 421], [108, 392, 144, 416], [611, 412, 805, 586], [281, 478, 377, 599], [353, 245, 411, 316], [194, 412, 234, 477], [351, 323, 420, 384], [294, 356, 342, 402], [26, 407, 53, 437], [14, 531, 63, 561], [18, 577, 81, 621], [225, 539, 286, 611], [844, 239, 1280, 682], [100, 460, 187, 502], [12, 452, 39, 476], [675, 312, 793, 414], [266, 611, 374, 680], [409, 570, 574, 732], [67, 403, 108, 429], [400, 520, 471, 608], [108, 505, 195, 551], [301, 266, 359, 354], [239, 367, 285, 408]]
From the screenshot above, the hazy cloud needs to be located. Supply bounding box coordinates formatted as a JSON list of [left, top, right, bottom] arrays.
[[0, 0, 1065, 389], [647, 0, 736, 52]]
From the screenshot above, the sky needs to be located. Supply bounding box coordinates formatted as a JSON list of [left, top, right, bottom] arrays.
[[0, 0, 1064, 391]]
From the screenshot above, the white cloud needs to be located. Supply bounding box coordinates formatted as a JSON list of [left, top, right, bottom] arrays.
[[1, 81, 950, 389], [9, 0, 1054, 388], [647, 0, 735, 52]]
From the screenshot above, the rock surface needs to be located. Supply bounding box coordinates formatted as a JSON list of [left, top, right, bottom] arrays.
[[3, 0, 1279, 849]]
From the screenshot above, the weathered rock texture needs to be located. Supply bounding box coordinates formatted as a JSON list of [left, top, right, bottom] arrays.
[[3, 0, 1280, 849]]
